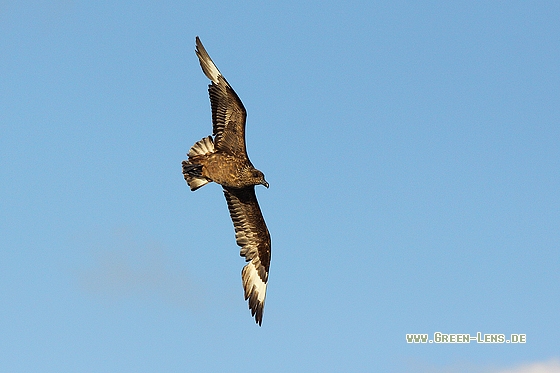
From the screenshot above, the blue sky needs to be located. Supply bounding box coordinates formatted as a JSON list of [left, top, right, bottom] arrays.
[[1, 1, 559, 372]]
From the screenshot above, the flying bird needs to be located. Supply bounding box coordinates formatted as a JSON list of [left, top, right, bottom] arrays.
[[182, 37, 271, 325]]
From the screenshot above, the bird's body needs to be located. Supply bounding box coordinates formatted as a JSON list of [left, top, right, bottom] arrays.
[[182, 37, 271, 325], [187, 143, 264, 189]]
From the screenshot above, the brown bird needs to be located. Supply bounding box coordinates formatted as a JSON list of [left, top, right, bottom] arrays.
[[182, 37, 271, 325]]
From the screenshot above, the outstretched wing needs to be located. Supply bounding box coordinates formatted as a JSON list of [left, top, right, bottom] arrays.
[[223, 186, 271, 326], [195, 36, 248, 158]]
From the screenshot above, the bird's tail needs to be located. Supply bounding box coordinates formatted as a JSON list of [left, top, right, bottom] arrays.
[[182, 162, 207, 191], [182, 136, 215, 191]]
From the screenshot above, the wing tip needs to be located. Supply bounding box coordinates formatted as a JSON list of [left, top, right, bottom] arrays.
[[242, 261, 268, 326], [247, 288, 265, 326], [195, 36, 221, 83]]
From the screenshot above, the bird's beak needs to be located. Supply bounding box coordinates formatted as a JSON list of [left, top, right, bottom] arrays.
[[262, 181, 269, 188]]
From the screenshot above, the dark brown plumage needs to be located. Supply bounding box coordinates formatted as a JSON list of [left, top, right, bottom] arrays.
[[182, 37, 271, 326]]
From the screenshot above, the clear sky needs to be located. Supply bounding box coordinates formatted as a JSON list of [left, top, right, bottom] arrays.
[[1, 1, 559, 372]]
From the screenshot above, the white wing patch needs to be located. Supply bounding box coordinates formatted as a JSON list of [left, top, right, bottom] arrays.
[[243, 262, 267, 303], [242, 260, 267, 310], [195, 37, 222, 84]]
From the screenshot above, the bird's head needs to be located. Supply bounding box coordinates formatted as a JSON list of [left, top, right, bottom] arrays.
[[250, 169, 269, 188]]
